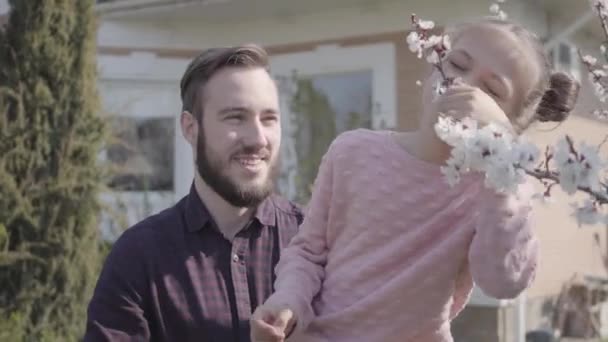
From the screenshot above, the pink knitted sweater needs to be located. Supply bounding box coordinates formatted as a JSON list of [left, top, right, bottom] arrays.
[[264, 129, 538, 342]]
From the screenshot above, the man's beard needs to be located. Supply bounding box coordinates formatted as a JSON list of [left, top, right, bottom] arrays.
[[196, 129, 276, 207]]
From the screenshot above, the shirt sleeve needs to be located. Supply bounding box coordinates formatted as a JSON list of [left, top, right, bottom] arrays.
[[468, 181, 539, 299], [263, 142, 337, 335], [84, 229, 151, 342]]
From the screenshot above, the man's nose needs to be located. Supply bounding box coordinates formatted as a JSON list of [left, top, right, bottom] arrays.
[[242, 119, 268, 149]]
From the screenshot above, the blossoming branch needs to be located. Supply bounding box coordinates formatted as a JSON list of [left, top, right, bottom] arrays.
[[406, 1, 608, 227]]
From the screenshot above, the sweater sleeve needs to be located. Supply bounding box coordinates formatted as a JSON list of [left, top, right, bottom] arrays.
[[263, 142, 337, 335], [468, 181, 539, 299]]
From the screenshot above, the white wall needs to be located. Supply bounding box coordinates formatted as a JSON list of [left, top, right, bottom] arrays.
[[97, 0, 548, 51], [0, 0, 8, 15]]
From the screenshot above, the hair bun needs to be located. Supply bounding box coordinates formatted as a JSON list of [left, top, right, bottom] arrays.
[[535, 72, 580, 122]]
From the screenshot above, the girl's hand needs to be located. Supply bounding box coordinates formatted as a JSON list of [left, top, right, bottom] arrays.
[[433, 81, 514, 132], [250, 304, 296, 342]]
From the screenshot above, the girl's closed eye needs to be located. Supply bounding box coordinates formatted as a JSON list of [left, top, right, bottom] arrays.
[[449, 60, 467, 72]]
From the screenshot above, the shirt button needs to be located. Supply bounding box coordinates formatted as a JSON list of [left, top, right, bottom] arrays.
[[232, 254, 240, 263]]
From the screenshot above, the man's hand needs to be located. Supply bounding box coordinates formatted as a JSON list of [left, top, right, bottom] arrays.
[[250, 304, 296, 342]]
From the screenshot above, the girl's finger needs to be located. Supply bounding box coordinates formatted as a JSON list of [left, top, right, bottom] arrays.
[[252, 320, 286, 341], [435, 92, 475, 110], [441, 84, 475, 96], [436, 96, 474, 113], [438, 110, 468, 120]]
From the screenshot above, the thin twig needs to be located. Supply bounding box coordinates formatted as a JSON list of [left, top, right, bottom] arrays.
[[598, 134, 608, 152], [545, 146, 553, 173], [525, 168, 608, 205], [594, 2, 608, 46]]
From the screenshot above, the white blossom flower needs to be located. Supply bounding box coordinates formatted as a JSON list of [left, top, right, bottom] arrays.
[[484, 159, 525, 193], [422, 35, 442, 49], [434, 82, 448, 96], [441, 144, 468, 186], [462, 126, 501, 170], [532, 192, 555, 204], [426, 50, 440, 64], [418, 20, 435, 30], [406, 31, 419, 47], [489, 4, 500, 14], [434, 116, 454, 141], [593, 109, 608, 119], [497, 10, 508, 20], [442, 35, 452, 50], [601, 45, 606, 55], [588, 72, 608, 101], [512, 139, 540, 170], [578, 142, 604, 192], [572, 199, 602, 226], [553, 138, 605, 194], [591, 0, 608, 13], [553, 138, 581, 194], [591, 0, 608, 10], [434, 116, 478, 147], [434, 117, 529, 193], [441, 158, 463, 187], [583, 55, 598, 66], [592, 69, 607, 78], [406, 32, 423, 57], [416, 80, 422, 86]]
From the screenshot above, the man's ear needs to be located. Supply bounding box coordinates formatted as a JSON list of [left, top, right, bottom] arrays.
[[180, 111, 199, 147]]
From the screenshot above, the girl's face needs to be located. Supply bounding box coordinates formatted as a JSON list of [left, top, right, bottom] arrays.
[[421, 24, 541, 125]]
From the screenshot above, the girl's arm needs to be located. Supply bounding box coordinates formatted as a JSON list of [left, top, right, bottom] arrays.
[[468, 182, 539, 299], [262, 142, 337, 334]]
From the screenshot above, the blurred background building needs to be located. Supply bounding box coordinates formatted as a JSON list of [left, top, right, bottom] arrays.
[[3, 0, 608, 340]]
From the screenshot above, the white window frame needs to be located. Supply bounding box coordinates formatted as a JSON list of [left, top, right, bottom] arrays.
[[270, 42, 397, 129], [549, 40, 582, 82], [97, 52, 192, 238]]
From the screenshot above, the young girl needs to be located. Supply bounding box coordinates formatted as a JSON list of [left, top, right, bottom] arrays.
[[251, 17, 580, 342]]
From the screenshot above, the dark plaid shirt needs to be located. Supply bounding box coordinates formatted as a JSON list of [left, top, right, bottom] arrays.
[[84, 185, 303, 342]]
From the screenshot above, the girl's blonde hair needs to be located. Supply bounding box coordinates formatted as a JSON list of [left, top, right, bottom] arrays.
[[447, 18, 580, 131]]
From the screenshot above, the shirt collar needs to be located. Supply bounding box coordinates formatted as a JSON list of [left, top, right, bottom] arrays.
[[185, 183, 277, 232]]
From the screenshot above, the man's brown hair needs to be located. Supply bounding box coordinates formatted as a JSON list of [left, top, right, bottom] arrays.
[[180, 44, 270, 120]]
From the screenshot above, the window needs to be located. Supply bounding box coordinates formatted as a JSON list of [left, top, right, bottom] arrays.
[[550, 41, 581, 82], [270, 43, 396, 203], [106, 116, 175, 192], [96, 76, 182, 239], [286, 70, 373, 203]]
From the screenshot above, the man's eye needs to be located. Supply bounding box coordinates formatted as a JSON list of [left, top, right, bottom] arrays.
[[225, 115, 243, 122], [263, 116, 278, 122]]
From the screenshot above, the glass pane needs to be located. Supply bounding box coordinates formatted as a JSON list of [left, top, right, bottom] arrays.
[[558, 43, 572, 65], [283, 70, 373, 204], [106, 117, 175, 192]]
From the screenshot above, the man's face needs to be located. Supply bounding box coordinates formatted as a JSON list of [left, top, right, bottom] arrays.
[[195, 66, 281, 207]]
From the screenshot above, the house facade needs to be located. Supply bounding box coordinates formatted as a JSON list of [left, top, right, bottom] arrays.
[[94, 1, 608, 341], [2, 0, 608, 340]]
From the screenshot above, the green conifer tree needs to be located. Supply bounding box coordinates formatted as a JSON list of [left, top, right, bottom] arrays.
[[0, 1, 106, 340]]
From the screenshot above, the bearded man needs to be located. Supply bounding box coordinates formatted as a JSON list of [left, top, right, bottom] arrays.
[[85, 44, 303, 342]]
